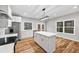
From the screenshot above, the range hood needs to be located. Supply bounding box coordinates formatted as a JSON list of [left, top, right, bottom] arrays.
[[0, 5, 12, 28], [0, 5, 12, 20]]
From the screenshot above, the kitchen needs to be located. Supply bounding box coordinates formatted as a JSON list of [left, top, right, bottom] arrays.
[[0, 5, 79, 53]]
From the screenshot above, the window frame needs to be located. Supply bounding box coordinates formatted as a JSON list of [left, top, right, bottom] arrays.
[[57, 20, 75, 34], [24, 22, 32, 30], [64, 20, 74, 34], [57, 22, 63, 32]]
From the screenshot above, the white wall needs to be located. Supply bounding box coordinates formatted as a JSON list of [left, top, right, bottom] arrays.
[[47, 12, 79, 40], [47, 20, 56, 33], [20, 17, 45, 39]]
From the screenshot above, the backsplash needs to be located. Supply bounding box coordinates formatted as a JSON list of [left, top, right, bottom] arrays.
[[5, 27, 13, 34], [0, 28, 5, 38]]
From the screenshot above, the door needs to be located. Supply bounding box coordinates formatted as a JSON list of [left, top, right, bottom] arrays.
[[37, 24, 41, 31]]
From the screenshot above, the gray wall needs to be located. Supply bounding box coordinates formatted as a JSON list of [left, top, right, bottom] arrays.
[[0, 14, 9, 28], [46, 12, 79, 40], [20, 17, 45, 39]]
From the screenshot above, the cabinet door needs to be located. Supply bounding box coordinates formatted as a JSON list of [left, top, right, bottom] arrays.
[[40, 35, 49, 52], [48, 36, 56, 52], [0, 38, 5, 45], [8, 20, 12, 27], [34, 33, 39, 43]]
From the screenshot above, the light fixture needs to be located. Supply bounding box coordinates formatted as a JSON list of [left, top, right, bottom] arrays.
[[40, 8, 49, 21], [41, 16, 49, 21]]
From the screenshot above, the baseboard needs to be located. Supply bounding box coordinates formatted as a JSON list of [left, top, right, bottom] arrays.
[[56, 36, 79, 42]]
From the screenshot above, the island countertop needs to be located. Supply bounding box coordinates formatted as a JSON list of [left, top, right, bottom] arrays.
[[35, 31, 56, 37]]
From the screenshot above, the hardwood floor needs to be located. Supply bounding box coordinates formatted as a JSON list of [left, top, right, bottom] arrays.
[[55, 37, 79, 53], [15, 37, 79, 53], [15, 38, 46, 53]]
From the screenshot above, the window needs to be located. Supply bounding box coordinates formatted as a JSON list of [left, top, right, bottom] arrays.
[[24, 22, 32, 30], [57, 20, 74, 34], [42, 24, 44, 31], [57, 22, 63, 32], [64, 20, 74, 34], [37, 24, 41, 31]]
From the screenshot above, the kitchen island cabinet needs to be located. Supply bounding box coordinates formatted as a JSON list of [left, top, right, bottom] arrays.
[[34, 31, 56, 53]]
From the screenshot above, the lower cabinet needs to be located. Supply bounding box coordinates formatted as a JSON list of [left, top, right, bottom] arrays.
[[0, 36, 17, 46], [0, 38, 5, 45], [7, 36, 17, 44], [0, 34, 17, 53]]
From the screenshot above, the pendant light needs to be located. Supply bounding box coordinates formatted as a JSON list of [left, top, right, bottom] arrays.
[[41, 8, 49, 21]]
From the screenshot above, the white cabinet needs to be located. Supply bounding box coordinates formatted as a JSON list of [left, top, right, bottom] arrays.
[[8, 16, 22, 27], [34, 31, 56, 53], [12, 16, 22, 22], [8, 20, 12, 27]]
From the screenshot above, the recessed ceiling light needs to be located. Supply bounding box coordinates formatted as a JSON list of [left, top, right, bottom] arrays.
[[54, 13, 56, 15], [73, 6, 78, 9], [24, 13, 26, 15]]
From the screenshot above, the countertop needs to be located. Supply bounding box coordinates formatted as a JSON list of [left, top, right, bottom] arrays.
[[0, 33, 18, 38], [35, 31, 56, 37], [5, 33, 17, 37]]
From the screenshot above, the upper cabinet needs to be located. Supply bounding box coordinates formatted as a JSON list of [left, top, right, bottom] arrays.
[[8, 16, 22, 27], [12, 16, 22, 22], [8, 20, 12, 27]]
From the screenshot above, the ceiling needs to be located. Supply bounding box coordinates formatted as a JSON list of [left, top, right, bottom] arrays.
[[10, 5, 79, 20]]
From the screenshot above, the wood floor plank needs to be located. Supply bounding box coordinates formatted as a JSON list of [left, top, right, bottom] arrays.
[[15, 37, 79, 53]]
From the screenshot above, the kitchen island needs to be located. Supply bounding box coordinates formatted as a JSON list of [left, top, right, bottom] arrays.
[[34, 31, 56, 53]]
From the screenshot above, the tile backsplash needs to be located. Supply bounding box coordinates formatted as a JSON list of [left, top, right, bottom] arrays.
[[0, 28, 5, 38]]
